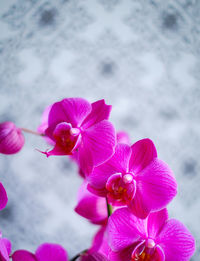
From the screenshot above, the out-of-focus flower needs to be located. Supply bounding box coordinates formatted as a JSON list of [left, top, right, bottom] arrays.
[[108, 208, 195, 261], [38, 98, 116, 175], [0, 122, 24, 155], [0, 231, 12, 261], [79, 252, 108, 261], [88, 139, 177, 219], [12, 243, 68, 261], [116, 131, 130, 145], [0, 183, 8, 211]]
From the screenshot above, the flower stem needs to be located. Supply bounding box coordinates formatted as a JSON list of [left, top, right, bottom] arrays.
[[106, 197, 112, 217], [21, 128, 45, 136], [70, 249, 87, 261]]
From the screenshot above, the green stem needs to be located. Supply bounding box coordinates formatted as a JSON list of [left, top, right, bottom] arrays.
[[106, 197, 112, 217]]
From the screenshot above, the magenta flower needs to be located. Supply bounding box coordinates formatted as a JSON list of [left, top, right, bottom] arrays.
[[75, 181, 107, 225], [108, 208, 195, 261], [116, 131, 130, 145], [87, 139, 177, 218], [38, 98, 116, 174], [0, 183, 8, 211], [0, 122, 24, 155], [12, 243, 68, 261], [0, 232, 11, 261]]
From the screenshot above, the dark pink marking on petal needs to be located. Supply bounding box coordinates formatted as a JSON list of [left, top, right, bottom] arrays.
[[129, 138, 157, 174], [157, 219, 195, 261], [82, 99, 112, 129], [35, 243, 68, 261]]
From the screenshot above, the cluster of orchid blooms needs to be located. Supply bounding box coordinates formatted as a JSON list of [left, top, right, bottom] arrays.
[[0, 98, 196, 261]]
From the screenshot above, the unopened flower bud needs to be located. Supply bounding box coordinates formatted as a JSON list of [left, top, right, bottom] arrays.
[[0, 122, 25, 154]]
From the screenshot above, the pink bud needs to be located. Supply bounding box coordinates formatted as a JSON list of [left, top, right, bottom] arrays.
[[0, 122, 25, 154]]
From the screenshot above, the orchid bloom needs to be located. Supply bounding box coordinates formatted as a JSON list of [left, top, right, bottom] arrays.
[[0, 232, 11, 261], [38, 98, 116, 175], [0, 183, 8, 211], [87, 139, 177, 219], [108, 208, 195, 261], [0, 122, 24, 155], [12, 243, 68, 261]]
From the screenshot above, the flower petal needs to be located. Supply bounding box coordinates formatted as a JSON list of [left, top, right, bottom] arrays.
[[90, 225, 109, 257], [129, 139, 157, 174], [48, 98, 91, 130], [135, 158, 177, 213], [82, 99, 112, 129], [87, 144, 131, 192], [147, 209, 169, 239], [0, 238, 9, 261], [116, 131, 130, 145], [75, 181, 107, 225], [81, 252, 108, 261], [0, 183, 8, 211], [35, 243, 68, 261], [157, 219, 195, 261], [79, 120, 116, 175], [12, 250, 37, 261], [109, 245, 136, 261], [2, 239, 11, 256], [108, 208, 146, 251]]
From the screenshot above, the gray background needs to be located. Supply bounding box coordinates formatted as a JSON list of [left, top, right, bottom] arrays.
[[0, 0, 199, 259]]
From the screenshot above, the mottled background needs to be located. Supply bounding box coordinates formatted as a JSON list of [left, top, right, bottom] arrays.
[[0, 0, 199, 259]]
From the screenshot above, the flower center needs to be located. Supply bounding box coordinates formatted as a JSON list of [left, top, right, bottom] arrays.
[[131, 239, 156, 261], [106, 173, 136, 206]]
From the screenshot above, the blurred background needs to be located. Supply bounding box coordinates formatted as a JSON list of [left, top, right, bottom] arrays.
[[0, 0, 199, 259]]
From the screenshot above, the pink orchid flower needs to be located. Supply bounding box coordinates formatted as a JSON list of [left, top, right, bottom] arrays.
[[108, 208, 195, 261], [0, 183, 8, 211], [87, 139, 177, 219], [38, 98, 116, 175], [12, 243, 68, 261], [0, 122, 24, 155], [75, 181, 107, 225], [0, 232, 11, 261]]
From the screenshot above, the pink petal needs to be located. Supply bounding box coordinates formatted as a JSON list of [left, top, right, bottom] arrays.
[[75, 182, 107, 225], [81, 252, 108, 261], [108, 208, 146, 251], [82, 99, 112, 129], [43, 144, 73, 157], [2, 239, 11, 256], [134, 158, 177, 214], [48, 98, 92, 130], [79, 120, 116, 175], [157, 219, 195, 261], [35, 243, 68, 261], [87, 184, 108, 197], [109, 245, 136, 261], [116, 131, 130, 145], [12, 250, 37, 261], [129, 138, 157, 174], [147, 209, 169, 239], [0, 238, 9, 261], [154, 245, 165, 261], [0, 183, 8, 210], [90, 225, 109, 257], [87, 144, 131, 191]]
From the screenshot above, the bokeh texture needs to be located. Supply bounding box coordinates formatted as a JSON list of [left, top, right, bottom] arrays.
[[0, 0, 199, 259]]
